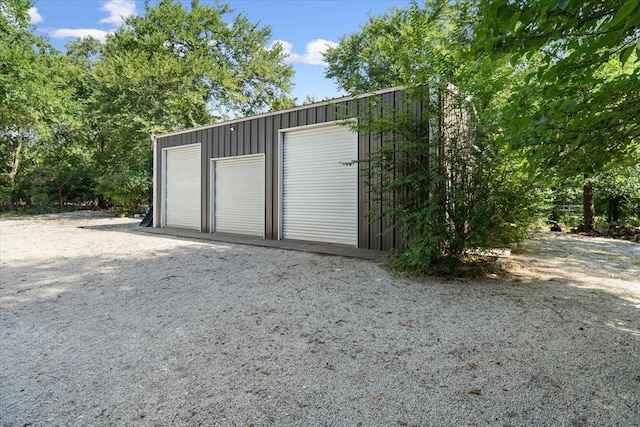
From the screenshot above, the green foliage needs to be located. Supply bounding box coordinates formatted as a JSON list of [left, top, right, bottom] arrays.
[[327, 1, 545, 275], [100, 0, 294, 125], [548, 163, 640, 227], [20, 143, 96, 207], [594, 164, 640, 201], [478, 0, 640, 72], [325, 0, 478, 92], [475, 0, 640, 231], [476, 0, 640, 178], [0, 0, 83, 211], [467, 144, 552, 246], [96, 170, 151, 214], [593, 164, 640, 223], [87, 0, 294, 209], [1, 0, 295, 212], [354, 88, 545, 276]]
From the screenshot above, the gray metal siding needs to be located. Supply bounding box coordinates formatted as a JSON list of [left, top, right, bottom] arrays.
[[266, 115, 277, 239], [384, 91, 398, 250], [358, 95, 375, 250], [155, 88, 422, 250]]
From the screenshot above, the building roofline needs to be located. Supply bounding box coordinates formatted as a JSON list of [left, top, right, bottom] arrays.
[[155, 85, 407, 139]]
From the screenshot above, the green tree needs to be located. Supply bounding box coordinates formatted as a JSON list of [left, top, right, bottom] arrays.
[[476, 0, 640, 231], [90, 0, 295, 210], [98, 0, 294, 127], [325, 0, 478, 92], [0, 0, 80, 210], [3, 0, 295, 213], [594, 164, 640, 223], [326, 0, 544, 274]]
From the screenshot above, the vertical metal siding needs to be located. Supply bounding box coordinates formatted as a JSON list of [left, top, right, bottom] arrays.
[[266, 115, 277, 239], [358, 118, 369, 250], [235, 123, 243, 156], [282, 124, 358, 246], [251, 120, 260, 154], [199, 130, 207, 232], [326, 104, 337, 122], [155, 88, 419, 250], [382, 92, 395, 250]]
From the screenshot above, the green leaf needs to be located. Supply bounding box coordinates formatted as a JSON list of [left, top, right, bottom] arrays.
[[509, 11, 521, 30], [619, 44, 635, 64], [516, 117, 530, 131], [609, 0, 639, 29], [558, 99, 577, 113]]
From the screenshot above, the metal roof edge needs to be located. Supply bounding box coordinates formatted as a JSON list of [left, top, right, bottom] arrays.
[[155, 85, 408, 139]]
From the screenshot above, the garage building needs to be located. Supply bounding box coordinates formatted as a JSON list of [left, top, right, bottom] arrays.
[[152, 87, 430, 251]]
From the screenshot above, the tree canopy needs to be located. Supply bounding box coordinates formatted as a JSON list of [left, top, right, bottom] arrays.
[[1, 0, 294, 212], [474, 0, 640, 232], [476, 0, 640, 177], [325, 0, 479, 93], [99, 0, 294, 129], [1, 0, 81, 207]]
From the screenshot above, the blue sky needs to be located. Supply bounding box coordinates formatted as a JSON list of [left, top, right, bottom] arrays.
[[28, 0, 412, 103]]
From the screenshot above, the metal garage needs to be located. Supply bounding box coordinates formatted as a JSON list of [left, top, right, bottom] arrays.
[[163, 144, 201, 230], [153, 87, 430, 251], [211, 154, 265, 236], [280, 123, 358, 246]]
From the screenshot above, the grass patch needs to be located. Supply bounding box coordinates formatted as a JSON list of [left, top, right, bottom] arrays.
[[385, 252, 501, 278], [0, 205, 81, 218]]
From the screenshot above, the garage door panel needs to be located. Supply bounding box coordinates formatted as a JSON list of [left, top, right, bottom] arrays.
[[213, 155, 264, 236], [164, 145, 201, 230], [282, 124, 357, 246]]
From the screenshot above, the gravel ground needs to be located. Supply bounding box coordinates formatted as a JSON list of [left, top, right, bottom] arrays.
[[1, 211, 639, 427]]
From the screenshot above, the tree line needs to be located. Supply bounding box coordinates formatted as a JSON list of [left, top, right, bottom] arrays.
[[1, 0, 294, 213]]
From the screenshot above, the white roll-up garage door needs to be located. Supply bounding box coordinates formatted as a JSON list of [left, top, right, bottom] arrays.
[[164, 144, 201, 230], [282, 123, 357, 246], [212, 155, 265, 236]]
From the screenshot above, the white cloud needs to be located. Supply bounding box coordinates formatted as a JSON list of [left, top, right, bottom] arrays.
[[28, 7, 42, 24], [273, 38, 338, 66], [49, 28, 110, 42], [99, 0, 136, 26], [47, 1, 135, 43]]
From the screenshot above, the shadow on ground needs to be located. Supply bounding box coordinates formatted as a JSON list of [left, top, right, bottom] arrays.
[[1, 216, 638, 426]]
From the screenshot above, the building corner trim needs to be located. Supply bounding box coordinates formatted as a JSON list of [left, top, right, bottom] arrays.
[[152, 135, 159, 227]]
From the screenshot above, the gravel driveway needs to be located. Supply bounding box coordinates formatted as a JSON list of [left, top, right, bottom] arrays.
[[1, 211, 639, 426]]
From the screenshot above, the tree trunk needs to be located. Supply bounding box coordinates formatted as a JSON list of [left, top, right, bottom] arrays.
[[583, 179, 595, 232], [607, 197, 621, 223], [7, 136, 23, 210], [97, 195, 109, 209]]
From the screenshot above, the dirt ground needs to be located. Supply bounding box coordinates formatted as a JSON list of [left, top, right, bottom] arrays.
[[0, 211, 638, 426]]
